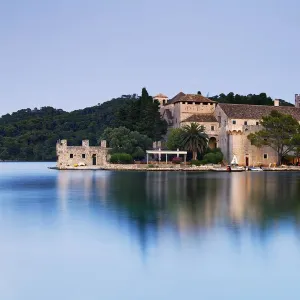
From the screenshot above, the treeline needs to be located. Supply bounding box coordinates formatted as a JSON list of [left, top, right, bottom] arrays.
[[210, 92, 293, 106], [0, 89, 167, 161]]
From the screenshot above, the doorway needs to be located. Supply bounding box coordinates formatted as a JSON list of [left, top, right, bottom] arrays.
[[245, 156, 249, 166], [208, 137, 217, 150], [92, 154, 97, 165]]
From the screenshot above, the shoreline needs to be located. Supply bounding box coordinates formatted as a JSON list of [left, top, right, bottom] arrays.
[[48, 164, 300, 172]]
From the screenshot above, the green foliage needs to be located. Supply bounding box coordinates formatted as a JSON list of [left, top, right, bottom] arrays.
[[0, 89, 167, 161], [203, 152, 223, 164], [181, 123, 209, 160], [109, 153, 133, 164], [101, 126, 152, 159], [248, 110, 300, 165], [166, 128, 184, 150], [190, 159, 201, 166], [210, 92, 293, 106]]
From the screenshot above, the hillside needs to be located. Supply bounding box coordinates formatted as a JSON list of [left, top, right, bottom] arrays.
[[0, 91, 167, 161]]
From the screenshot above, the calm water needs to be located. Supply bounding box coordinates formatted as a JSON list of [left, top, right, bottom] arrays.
[[1, 163, 300, 299]]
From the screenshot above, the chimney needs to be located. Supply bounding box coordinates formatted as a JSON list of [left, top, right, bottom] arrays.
[[274, 99, 279, 107], [295, 94, 300, 108]]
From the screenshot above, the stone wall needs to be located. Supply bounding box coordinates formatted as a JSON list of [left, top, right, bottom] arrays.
[[56, 140, 110, 169]]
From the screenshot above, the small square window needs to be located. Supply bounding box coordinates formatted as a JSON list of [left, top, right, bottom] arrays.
[[256, 122, 259, 125], [70, 154, 73, 158], [232, 120, 236, 125], [211, 125, 215, 131], [82, 154, 86, 159], [264, 154, 268, 159], [244, 121, 248, 125]]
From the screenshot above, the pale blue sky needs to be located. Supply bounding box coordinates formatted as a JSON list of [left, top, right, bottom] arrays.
[[0, 0, 299, 115]]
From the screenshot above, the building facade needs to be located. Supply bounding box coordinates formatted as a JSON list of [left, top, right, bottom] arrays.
[[56, 139, 109, 169], [154, 92, 300, 166]]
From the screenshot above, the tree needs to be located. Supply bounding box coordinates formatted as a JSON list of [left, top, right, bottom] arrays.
[[100, 126, 152, 159], [180, 123, 208, 160], [248, 111, 300, 165], [167, 128, 184, 150]]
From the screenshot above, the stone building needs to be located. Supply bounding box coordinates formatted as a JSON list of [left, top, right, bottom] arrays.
[[56, 139, 109, 169], [155, 92, 300, 166]]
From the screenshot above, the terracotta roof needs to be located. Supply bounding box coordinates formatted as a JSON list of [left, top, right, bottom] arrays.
[[218, 103, 300, 120], [181, 114, 218, 123], [168, 92, 215, 104], [154, 93, 168, 98]]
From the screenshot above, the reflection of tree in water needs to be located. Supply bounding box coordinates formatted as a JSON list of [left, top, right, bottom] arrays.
[[105, 172, 163, 253]]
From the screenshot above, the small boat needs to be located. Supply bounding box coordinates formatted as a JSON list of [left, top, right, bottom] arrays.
[[211, 166, 245, 172], [247, 167, 264, 172]]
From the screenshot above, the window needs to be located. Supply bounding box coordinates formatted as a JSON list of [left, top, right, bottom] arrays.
[[70, 154, 73, 158], [211, 125, 215, 131], [232, 120, 236, 125], [244, 121, 248, 125], [263, 153, 268, 159], [182, 102, 186, 104], [218, 116, 221, 127], [82, 154, 86, 159], [256, 121, 259, 125]]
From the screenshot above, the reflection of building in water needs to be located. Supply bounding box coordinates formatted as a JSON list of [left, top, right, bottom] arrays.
[[145, 172, 229, 234], [56, 171, 111, 211]]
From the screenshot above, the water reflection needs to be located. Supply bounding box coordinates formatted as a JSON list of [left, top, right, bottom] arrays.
[[2, 164, 300, 299], [56, 170, 300, 251]]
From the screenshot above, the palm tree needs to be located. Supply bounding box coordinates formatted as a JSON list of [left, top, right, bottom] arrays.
[[180, 123, 208, 160]]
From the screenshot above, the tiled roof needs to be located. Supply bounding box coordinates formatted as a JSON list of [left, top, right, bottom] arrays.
[[218, 103, 300, 120], [181, 114, 218, 123], [168, 92, 215, 104], [154, 93, 168, 98]]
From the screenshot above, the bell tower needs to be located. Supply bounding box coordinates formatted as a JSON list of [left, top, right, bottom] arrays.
[[153, 93, 168, 106]]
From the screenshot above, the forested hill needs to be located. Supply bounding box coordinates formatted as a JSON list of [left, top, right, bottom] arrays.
[[0, 91, 294, 161], [0, 91, 167, 161], [210, 92, 293, 106]]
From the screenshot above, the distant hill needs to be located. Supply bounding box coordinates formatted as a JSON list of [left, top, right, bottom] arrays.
[[0, 92, 167, 161]]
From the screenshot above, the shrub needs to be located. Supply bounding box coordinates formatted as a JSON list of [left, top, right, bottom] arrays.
[[203, 151, 223, 164], [110, 153, 133, 164], [199, 159, 208, 165], [190, 159, 201, 166], [132, 147, 145, 160], [172, 157, 183, 164]]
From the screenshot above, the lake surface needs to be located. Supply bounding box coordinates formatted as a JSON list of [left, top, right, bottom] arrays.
[[1, 163, 300, 300]]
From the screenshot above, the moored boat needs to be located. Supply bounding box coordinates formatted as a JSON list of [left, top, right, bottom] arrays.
[[247, 167, 264, 172]]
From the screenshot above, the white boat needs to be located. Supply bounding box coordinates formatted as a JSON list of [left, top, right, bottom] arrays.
[[248, 167, 264, 172]]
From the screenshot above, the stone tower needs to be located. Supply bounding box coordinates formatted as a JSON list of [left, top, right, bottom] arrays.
[[295, 94, 300, 108], [153, 93, 168, 107]]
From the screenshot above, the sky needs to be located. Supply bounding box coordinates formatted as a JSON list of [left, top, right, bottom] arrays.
[[0, 0, 300, 116]]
